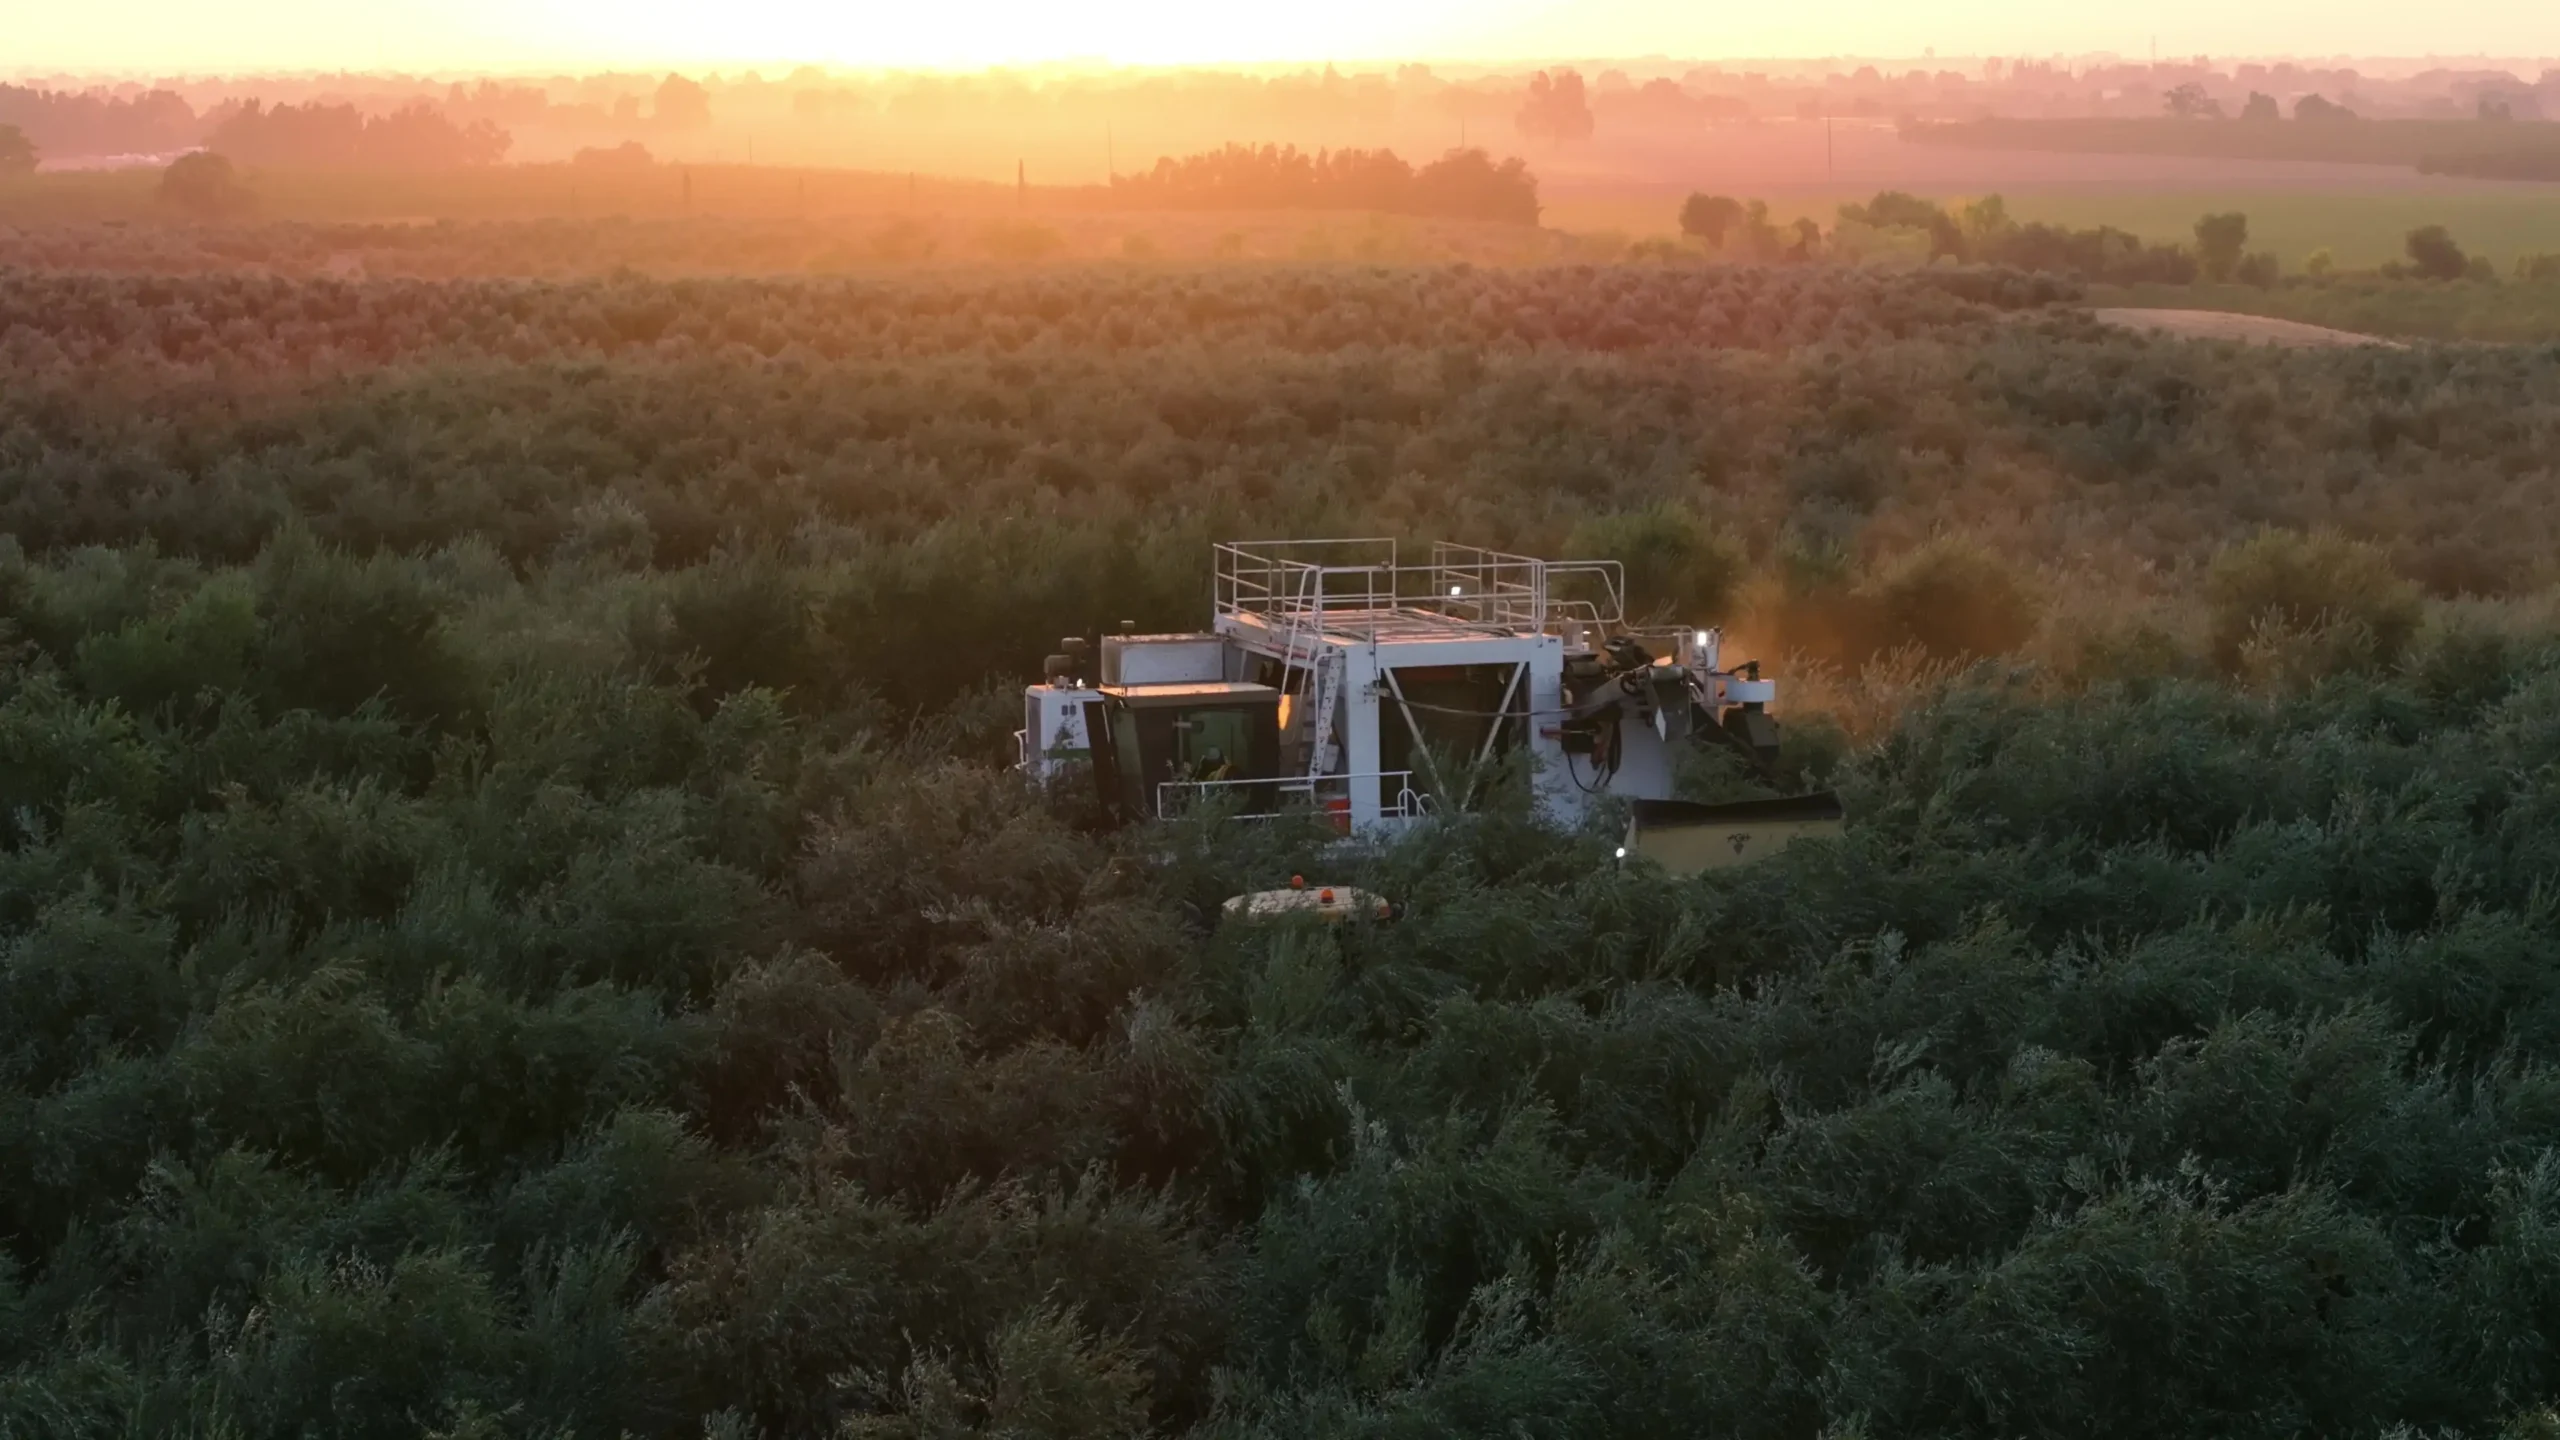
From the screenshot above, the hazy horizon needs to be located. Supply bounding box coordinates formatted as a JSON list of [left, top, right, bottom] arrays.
[[15, 55, 2560, 87], [16, 0, 2560, 76]]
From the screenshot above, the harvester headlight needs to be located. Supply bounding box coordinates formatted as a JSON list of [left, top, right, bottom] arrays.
[[1448, 584, 1463, 597], [1694, 629, 1710, 648], [1614, 846, 1628, 860]]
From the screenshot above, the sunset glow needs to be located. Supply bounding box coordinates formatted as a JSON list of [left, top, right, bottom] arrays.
[[15, 0, 2560, 74]]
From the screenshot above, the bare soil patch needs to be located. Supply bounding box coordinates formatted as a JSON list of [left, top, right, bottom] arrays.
[[2092, 307, 2403, 348]]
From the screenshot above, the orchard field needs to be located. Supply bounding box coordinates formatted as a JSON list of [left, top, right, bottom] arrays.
[[9, 257, 2560, 1438]]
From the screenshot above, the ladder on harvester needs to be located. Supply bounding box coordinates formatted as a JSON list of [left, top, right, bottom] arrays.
[[1302, 647, 1341, 778], [1272, 563, 1341, 780]]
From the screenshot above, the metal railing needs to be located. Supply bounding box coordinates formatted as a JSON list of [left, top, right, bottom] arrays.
[[1213, 539, 1625, 642], [1153, 770, 1432, 827], [1427, 543, 1625, 633], [1213, 538, 1397, 628]]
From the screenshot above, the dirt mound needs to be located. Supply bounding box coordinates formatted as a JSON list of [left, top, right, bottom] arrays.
[[2092, 307, 2402, 348]]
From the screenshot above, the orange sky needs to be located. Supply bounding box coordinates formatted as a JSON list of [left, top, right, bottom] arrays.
[[14, 0, 2560, 75]]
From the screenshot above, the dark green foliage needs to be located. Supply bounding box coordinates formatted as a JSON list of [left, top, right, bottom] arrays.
[[2205, 529, 2424, 671], [16, 539, 2560, 1435], [158, 151, 254, 219], [1676, 193, 1745, 246], [10, 261, 2560, 1439], [1857, 536, 2038, 660], [1184, 639, 2560, 1440], [249, 528, 475, 724], [2234, 249, 2282, 287], [2194, 211, 2249, 281], [1824, 188, 2202, 281], [1984, 220, 2200, 282], [2406, 224, 2471, 281], [14, 263, 2560, 675], [1562, 504, 1740, 622], [1840, 190, 1966, 260]]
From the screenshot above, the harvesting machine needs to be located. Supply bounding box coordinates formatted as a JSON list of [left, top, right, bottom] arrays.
[[1017, 539, 1841, 871]]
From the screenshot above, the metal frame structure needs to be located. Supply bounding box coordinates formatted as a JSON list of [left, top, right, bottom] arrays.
[[1211, 538, 1626, 642], [1022, 538, 1778, 834]]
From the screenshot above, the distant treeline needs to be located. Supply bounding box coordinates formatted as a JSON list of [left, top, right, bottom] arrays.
[[0, 86, 512, 171], [204, 100, 510, 171], [1851, 192, 2215, 283], [1678, 190, 2211, 284], [0, 83, 197, 158], [1906, 115, 2560, 175], [1105, 144, 1542, 225]]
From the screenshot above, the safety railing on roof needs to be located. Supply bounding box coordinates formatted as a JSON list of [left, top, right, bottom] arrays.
[[1426, 543, 1625, 632], [1214, 539, 1625, 640], [1213, 539, 1395, 628]]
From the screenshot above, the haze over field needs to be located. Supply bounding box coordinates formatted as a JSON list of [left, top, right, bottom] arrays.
[[14, 0, 2560, 70]]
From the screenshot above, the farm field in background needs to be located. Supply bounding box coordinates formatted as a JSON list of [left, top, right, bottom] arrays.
[[1903, 116, 2560, 170], [1546, 184, 2560, 271], [1994, 190, 2560, 271]]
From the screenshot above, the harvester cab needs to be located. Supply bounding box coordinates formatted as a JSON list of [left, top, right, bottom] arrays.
[[1017, 539, 1839, 862]]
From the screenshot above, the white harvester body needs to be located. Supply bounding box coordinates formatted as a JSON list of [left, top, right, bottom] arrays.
[[1019, 539, 1786, 835]]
